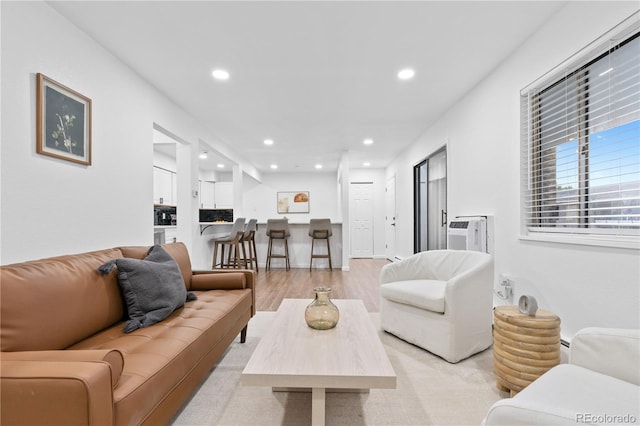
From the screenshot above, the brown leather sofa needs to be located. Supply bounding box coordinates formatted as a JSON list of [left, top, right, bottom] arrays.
[[0, 242, 255, 425]]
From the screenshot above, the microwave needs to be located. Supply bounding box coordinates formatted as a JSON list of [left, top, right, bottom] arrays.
[[155, 206, 177, 226]]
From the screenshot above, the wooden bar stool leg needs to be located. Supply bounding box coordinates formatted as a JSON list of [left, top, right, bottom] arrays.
[[326, 237, 332, 270], [241, 240, 249, 269], [233, 244, 238, 269], [212, 242, 219, 269], [242, 240, 251, 269], [266, 237, 273, 271], [284, 238, 290, 270], [250, 235, 257, 271], [232, 244, 237, 268], [251, 235, 259, 272], [233, 241, 241, 268], [226, 243, 233, 268], [220, 244, 226, 268], [310, 237, 315, 271]]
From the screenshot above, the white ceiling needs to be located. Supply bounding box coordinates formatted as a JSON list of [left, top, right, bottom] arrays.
[[49, 1, 566, 173]]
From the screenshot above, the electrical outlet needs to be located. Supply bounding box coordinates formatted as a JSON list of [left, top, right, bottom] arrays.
[[496, 273, 513, 300], [499, 275, 510, 287]]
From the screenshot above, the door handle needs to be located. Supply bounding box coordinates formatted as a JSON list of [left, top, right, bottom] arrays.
[[441, 210, 447, 227]]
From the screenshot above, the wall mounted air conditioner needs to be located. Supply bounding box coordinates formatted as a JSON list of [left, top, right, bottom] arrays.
[[447, 216, 487, 253]]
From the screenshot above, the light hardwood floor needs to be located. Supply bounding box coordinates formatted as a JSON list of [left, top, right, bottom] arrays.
[[253, 258, 390, 312]]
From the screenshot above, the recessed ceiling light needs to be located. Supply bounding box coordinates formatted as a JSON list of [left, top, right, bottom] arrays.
[[199, 152, 208, 159], [264, 139, 274, 146], [270, 164, 278, 170], [363, 162, 371, 167], [363, 139, 374, 146], [212, 69, 230, 80], [398, 68, 415, 80], [217, 163, 225, 168], [315, 164, 323, 169]]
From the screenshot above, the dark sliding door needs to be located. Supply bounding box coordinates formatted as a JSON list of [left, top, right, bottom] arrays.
[[414, 148, 447, 252]]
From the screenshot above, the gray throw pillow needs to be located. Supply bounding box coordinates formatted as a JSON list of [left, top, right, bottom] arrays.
[[99, 245, 197, 333]]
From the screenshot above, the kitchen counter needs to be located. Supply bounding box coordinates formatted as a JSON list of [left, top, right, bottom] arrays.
[[199, 221, 342, 269], [198, 222, 233, 224], [199, 222, 233, 235], [255, 222, 342, 269]]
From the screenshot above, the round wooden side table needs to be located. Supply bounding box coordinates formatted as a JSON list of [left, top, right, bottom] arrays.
[[493, 305, 561, 397]]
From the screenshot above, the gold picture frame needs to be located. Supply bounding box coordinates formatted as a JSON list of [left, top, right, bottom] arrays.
[[36, 73, 92, 165]]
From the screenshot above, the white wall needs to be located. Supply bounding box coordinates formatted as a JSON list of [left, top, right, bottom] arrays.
[[154, 151, 176, 173], [0, 2, 244, 264], [386, 1, 640, 340], [242, 172, 340, 223], [1, 1, 147, 263]]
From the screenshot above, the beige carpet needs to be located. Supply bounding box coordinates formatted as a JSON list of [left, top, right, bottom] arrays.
[[170, 312, 505, 425]]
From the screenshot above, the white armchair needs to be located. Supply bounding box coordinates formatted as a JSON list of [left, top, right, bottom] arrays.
[[379, 249, 494, 363], [484, 327, 640, 425]]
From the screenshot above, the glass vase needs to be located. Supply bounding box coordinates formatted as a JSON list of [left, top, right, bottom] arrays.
[[305, 287, 339, 330]]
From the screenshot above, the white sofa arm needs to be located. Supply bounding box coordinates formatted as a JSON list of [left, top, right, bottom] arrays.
[[444, 258, 493, 314], [570, 327, 640, 385], [380, 261, 407, 285]]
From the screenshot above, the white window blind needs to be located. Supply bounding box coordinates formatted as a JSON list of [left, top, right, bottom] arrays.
[[521, 14, 640, 243]]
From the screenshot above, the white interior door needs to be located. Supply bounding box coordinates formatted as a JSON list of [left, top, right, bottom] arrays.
[[385, 176, 396, 261], [350, 183, 373, 258]]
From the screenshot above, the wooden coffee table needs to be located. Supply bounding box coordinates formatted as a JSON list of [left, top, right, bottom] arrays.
[[241, 298, 396, 425]]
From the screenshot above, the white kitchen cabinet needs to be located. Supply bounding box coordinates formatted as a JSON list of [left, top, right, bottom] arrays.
[[199, 181, 216, 208], [214, 182, 233, 209], [153, 166, 176, 205]]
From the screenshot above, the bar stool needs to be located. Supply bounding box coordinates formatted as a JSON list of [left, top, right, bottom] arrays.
[[266, 218, 290, 271], [309, 218, 332, 270], [211, 217, 245, 269], [240, 219, 258, 272]]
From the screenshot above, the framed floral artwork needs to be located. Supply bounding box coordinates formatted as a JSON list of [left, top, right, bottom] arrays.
[[36, 73, 92, 165], [277, 191, 309, 213]]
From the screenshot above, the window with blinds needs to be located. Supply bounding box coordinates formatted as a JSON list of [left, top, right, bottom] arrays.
[[521, 15, 639, 243]]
